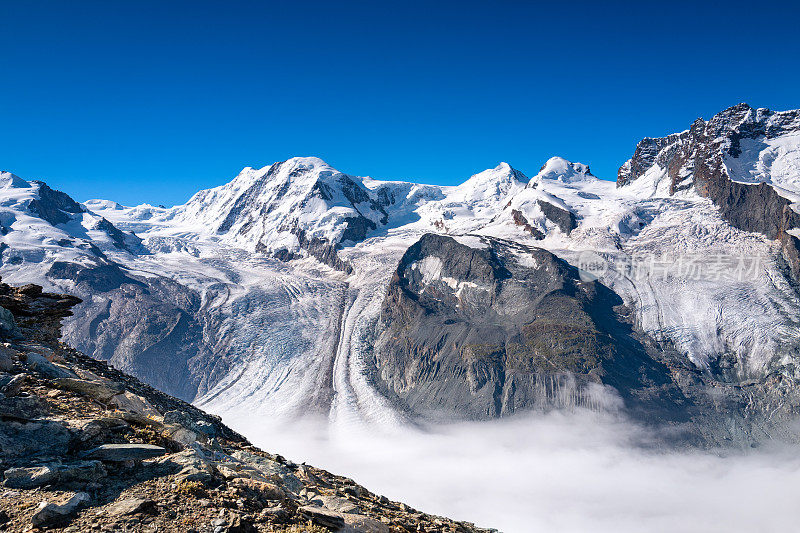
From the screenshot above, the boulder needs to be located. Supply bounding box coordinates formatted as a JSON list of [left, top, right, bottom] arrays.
[[52, 378, 124, 402], [342, 513, 391, 533], [105, 498, 157, 517], [57, 460, 107, 484], [225, 516, 256, 533], [0, 307, 20, 340], [69, 417, 129, 442], [0, 373, 26, 396], [31, 491, 90, 528], [298, 505, 346, 529], [2, 461, 105, 488], [83, 443, 167, 462], [112, 410, 163, 428], [215, 464, 243, 480], [162, 424, 198, 446], [0, 394, 49, 420], [0, 419, 72, 458], [163, 410, 218, 438], [3, 464, 57, 489], [319, 493, 361, 514], [159, 447, 216, 484], [229, 477, 286, 501], [24, 352, 76, 379], [0, 345, 16, 372], [259, 505, 288, 522], [109, 391, 161, 418]]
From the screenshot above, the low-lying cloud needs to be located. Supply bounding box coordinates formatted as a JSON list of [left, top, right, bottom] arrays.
[[224, 410, 800, 533]]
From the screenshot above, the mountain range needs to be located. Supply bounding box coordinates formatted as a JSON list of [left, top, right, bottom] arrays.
[[2, 103, 800, 448]]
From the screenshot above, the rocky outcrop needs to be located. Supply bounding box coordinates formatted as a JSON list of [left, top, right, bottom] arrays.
[[536, 199, 577, 235], [27, 183, 85, 226], [0, 279, 491, 532], [261, 224, 355, 274], [617, 131, 691, 188], [617, 104, 800, 276], [510, 209, 545, 239]]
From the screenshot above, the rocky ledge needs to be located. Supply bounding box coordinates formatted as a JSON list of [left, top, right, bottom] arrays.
[[0, 280, 492, 533]]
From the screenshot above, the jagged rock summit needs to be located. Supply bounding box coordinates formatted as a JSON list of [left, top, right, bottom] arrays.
[[617, 102, 800, 277]]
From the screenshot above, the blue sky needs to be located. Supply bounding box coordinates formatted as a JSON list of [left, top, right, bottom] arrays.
[[2, 1, 798, 206]]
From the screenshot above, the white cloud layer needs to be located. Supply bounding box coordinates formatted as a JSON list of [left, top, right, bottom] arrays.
[[225, 410, 800, 533]]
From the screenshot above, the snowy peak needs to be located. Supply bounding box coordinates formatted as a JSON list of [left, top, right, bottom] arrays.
[[615, 104, 800, 278], [0, 175, 85, 228], [618, 103, 800, 194], [532, 156, 595, 184], [175, 157, 391, 269], [0, 174, 140, 265], [451, 162, 528, 204], [0, 171, 32, 190]]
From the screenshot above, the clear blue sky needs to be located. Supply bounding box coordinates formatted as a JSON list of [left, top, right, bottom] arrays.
[[2, 1, 798, 206]]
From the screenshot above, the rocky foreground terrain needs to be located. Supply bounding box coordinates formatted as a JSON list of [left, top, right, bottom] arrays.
[[0, 280, 491, 533]]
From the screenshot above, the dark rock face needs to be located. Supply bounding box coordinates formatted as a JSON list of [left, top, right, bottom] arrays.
[[44, 260, 213, 402], [618, 104, 800, 274], [63, 275, 214, 402], [510, 209, 545, 239], [47, 261, 144, 293], [371, 234, 687, 422], [27, 183, 85, 226], [537, 199, 577, 235]]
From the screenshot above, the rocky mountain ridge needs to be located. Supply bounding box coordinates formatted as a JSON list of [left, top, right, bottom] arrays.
[[618, 103, 800, 277]]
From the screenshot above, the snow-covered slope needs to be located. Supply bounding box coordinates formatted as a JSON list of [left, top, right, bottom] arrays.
[[0, 171, 139, 273], [177, 157, 389, 253]]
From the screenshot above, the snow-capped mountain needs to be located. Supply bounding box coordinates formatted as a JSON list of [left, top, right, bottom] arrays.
[[175, 157, 392, 270], [3, 104, 800, 447], [0, 171, 139, 259]]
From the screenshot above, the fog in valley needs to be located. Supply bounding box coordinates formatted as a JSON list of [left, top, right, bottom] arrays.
[[224, 410, 800, 533]]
